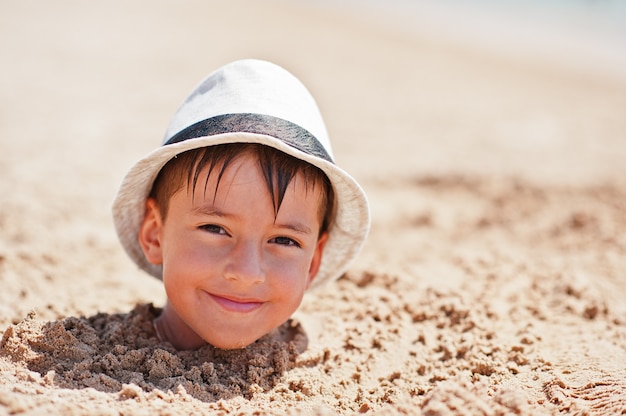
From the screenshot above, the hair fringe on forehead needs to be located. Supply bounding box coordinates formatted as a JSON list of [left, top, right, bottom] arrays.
[[152, 143, 335, 234]]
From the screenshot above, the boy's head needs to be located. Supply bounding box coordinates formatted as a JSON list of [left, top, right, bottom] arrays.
[[139, 143, 334, 349], [112, 59, 369, 349]]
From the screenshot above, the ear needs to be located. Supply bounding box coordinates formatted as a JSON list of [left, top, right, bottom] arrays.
[[138, 198, 164, 265], [306, 232, 329, 289]]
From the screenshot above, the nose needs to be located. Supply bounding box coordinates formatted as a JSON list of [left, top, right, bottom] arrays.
[[223, 239, 265, 285]]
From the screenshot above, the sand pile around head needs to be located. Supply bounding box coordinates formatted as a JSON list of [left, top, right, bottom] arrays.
[[0, 304, 306, 402]]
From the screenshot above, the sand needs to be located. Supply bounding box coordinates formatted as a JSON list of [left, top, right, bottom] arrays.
[[1, 0, 626, 414]]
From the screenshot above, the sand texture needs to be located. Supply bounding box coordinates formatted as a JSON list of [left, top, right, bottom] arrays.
[[1, 1, 626, 414]]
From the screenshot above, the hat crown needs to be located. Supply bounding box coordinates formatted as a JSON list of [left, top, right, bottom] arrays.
[[164, 59, 333, 159]]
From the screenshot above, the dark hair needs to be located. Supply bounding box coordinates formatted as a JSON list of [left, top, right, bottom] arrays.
[[149, 143, 335, 235]]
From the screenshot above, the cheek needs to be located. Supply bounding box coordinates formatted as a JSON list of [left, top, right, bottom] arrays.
[[162, 230, 223, 271], [268, 258, 312, 300], [267, 252, 309, 277], [160, 239, 210, 293]]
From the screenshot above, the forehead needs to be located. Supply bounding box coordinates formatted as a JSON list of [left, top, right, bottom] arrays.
[[186, 151, 323, 210]]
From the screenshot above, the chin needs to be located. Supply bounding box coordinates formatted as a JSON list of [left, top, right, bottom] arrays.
[[208, 336, 257, 350]]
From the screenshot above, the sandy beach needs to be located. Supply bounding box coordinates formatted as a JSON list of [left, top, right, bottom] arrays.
[[1, 0, 626, 414]]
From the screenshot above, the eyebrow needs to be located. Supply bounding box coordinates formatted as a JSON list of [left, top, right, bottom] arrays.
[[192, 206, 313, 235], [274, 222, 313, 236], [192, 206, 230, 218]]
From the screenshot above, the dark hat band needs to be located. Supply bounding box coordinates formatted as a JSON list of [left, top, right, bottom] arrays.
[[164, 113, 334, 164]]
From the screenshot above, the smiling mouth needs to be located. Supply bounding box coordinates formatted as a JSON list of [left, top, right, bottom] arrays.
[[209, 293, 264, 313]]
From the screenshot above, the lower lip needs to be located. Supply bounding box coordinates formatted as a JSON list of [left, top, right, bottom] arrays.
[[209, 294, 263, 313]]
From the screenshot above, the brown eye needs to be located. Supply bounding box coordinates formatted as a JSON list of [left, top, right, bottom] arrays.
[[270, 236, 300, 247], [200, 224, 227, 235]]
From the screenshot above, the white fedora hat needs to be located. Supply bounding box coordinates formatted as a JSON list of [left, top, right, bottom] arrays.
[[112, 59, 370, 289]]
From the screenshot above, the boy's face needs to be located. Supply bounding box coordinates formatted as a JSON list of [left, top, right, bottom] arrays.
[[139, 151, 328, 350]]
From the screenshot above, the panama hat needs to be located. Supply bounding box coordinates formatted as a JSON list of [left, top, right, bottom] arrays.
[[112, 59, 370, 289]]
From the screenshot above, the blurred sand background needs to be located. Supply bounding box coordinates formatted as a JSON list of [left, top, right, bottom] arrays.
[[1, 0, 626, 414]]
